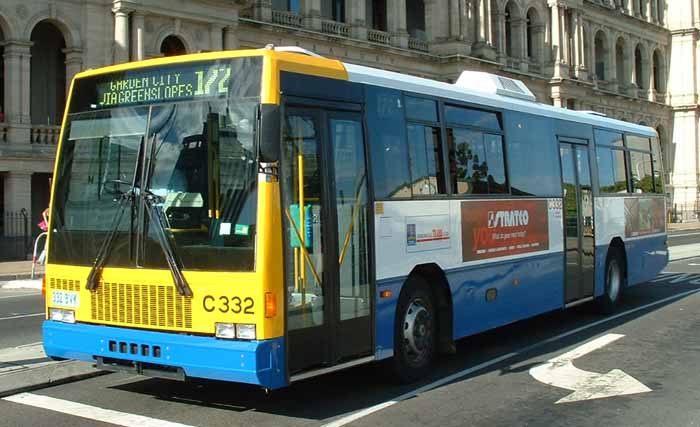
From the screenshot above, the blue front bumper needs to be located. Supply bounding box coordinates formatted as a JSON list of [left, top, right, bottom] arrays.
[[43, 321, 287, 389]]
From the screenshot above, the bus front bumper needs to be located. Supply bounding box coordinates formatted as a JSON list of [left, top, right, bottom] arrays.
[[43, 321, 287, 389]]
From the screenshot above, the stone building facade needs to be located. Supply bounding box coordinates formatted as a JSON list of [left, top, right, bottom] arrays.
[[0, 0, 677, 244]]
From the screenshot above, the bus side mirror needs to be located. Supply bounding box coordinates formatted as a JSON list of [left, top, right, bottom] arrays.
[[259, 104, 280, 163], [206, 113, 220, 219]]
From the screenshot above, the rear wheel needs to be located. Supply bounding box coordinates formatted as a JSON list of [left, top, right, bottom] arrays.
[[391, 277, 436, 383], [595, 247, 624, 314]]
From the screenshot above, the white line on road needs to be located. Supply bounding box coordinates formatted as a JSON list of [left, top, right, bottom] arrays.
[[0, 293, 41, 300], [320, 287, 700, 427], [0, 313, 44, 321], [3, 393, 198, 427]]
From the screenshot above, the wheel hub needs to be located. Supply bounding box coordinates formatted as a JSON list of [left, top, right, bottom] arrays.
[[403, 299, 432, 362]]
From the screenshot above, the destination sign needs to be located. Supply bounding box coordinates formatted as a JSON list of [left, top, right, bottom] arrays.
[[96, 63, 232, 108]]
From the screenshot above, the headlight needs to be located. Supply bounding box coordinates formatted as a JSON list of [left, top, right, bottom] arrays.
[[215, 322, 236, 339], [235, 324, 256, 340], [49, 308, 76, 324]]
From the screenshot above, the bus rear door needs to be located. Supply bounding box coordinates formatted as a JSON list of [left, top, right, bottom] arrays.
[[559, 138, 595, 304]]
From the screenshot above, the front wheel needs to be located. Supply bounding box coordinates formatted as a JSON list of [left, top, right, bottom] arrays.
[[390, 278, 436, 383], [595, 248, 624, 314]]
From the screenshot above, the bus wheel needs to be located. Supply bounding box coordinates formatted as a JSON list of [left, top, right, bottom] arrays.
[[391, 278, 436, 383], [595, 248, 624, 314]]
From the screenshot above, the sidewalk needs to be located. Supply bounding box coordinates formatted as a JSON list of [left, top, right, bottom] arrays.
[[668, 221, 700, 232], [0, 261, 44, 282], [0, 343, 103, 398]]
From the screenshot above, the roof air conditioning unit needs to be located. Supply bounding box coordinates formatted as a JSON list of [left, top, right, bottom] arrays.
[[454, 71, 537, 102]]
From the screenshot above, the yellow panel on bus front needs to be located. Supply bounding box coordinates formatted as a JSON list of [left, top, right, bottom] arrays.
[[44, 264, 281, 339]]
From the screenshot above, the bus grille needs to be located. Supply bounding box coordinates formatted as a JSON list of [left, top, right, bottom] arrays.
[[49, 278, 81, 292], [90, 282, 193, 329]]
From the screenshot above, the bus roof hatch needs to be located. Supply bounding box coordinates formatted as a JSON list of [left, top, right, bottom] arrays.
[[454, 71, 536, 102]]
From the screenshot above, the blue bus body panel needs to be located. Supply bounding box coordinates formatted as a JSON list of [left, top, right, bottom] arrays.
[[43, 321, 287, 389], [375, 252, 564, 359], [594, 235, 668, 296]]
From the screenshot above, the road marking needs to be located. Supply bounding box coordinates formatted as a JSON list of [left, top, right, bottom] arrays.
[[0, 293, 40, 300], [3, 393, 197, 427], [529, 334, 651, 404], [320, 287, 700, 427], [0, 313, 44, 321], [668, 274, 692, 284], [650, 273, 676, 282]]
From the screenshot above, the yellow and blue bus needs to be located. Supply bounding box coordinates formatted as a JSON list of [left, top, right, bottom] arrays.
[[43, 46, 668, 389]]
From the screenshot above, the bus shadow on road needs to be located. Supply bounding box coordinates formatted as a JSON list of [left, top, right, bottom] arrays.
[[109, 276, 700, 424]]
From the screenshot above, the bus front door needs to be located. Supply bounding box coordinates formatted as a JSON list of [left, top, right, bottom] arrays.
[[559, 140, 595, 304], [282, 106, 373, 376]]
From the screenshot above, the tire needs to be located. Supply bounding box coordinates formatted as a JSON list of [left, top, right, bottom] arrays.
[[595, 247, 625, 314], [390, 277, 436, 383]]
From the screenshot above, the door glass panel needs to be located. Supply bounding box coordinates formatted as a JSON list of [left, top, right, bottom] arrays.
[[282, 114, 325, 331], [330, 117, 370, 321], [560, 146, 578, 241]]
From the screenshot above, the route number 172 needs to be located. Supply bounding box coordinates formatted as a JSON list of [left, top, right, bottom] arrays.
[[194, 67, 231, 96]]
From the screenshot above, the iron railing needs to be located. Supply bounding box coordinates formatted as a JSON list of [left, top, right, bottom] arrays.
[[0, 209, 31, 261]]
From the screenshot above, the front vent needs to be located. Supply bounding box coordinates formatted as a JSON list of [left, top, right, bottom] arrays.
[[49, 277, 81, 292], [90, 282, 193, 330]]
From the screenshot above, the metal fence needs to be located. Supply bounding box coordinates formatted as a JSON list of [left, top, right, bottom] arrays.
[[0, 209, 31, 261]]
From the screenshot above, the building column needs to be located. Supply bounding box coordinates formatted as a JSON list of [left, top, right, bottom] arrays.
[[561, 8, 570, 66], [20, 47, 31, 125], [449, 0, 460, 39], [573, 11, 587, 79], [388, 0, 408, 48], [131, 13, 145, 61], [113, 8, 131, 63], [646, 0, 652, 22], [551, 2, 568, 78], [224, 24, 240, 50], [253, 0, 272, 22], [626, 0, 634, 15], [495, 11, 506, 60], [628, 44, 638, 97], [63, 49, 83, 96], [304, 0, 322, 31], [478, 0, 488, 42], [609, 34, 618, 91], [3, 171, 32, 236], [349, 0, 367, 39], [647, 58, 656, 101], [210, 24, 224, 51], [2, 42, 31, 125]]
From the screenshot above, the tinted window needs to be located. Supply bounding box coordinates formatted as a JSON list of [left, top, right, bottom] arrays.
[[595, 129, 624, 147], [447, 129, 506, 195], [445, 105, 501, 131], [626, 135, 651, 151], [366, 87, 411, 199], [596, 147, 628, 193], [651, 138, 664, 194], [407, 124, 446, 196], [405, 96, 438, 122], [507, 139, 561, 196], [630, 150, 654, 193]]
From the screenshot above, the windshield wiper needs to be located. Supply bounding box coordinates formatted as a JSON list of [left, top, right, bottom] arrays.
[[85, 189, 134, 291], [142, 191, 193, 297]]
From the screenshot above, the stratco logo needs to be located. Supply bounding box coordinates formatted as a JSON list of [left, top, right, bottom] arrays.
[[487, 210, 530, 228]]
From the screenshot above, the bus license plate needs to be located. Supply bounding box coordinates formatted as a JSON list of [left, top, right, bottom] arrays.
[[52, 291, 80, 308]]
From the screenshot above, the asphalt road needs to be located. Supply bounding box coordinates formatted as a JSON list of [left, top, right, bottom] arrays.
[[1, 256, 700, 426], [667, 228, 700, 247], [0, 288, 44, 348]]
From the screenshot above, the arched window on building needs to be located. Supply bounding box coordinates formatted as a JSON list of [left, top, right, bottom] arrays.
[[526, 8, 543, 64], [0, 25, 4, 122], [407, 0, 426, 40], [635, 44, 645, 90], [30, 21, 66, 126], [615, 37, 626, 88], [595, 31, 607, 80], [504, 1, 521, 58], [365, 0, 387, 31], [321, 0, 346, 22], [653, 49, 665, 93], [160, 35, 186, 57]]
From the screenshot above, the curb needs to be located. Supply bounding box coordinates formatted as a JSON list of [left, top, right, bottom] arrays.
[[0, 360, 108, 398], [0, 273, 43, 282]]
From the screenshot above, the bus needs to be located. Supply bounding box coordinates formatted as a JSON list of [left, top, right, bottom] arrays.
[[43, 46, 668, 389]]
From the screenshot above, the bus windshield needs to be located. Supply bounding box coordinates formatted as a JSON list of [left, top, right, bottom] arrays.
[[50, 57, 262, 272]]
